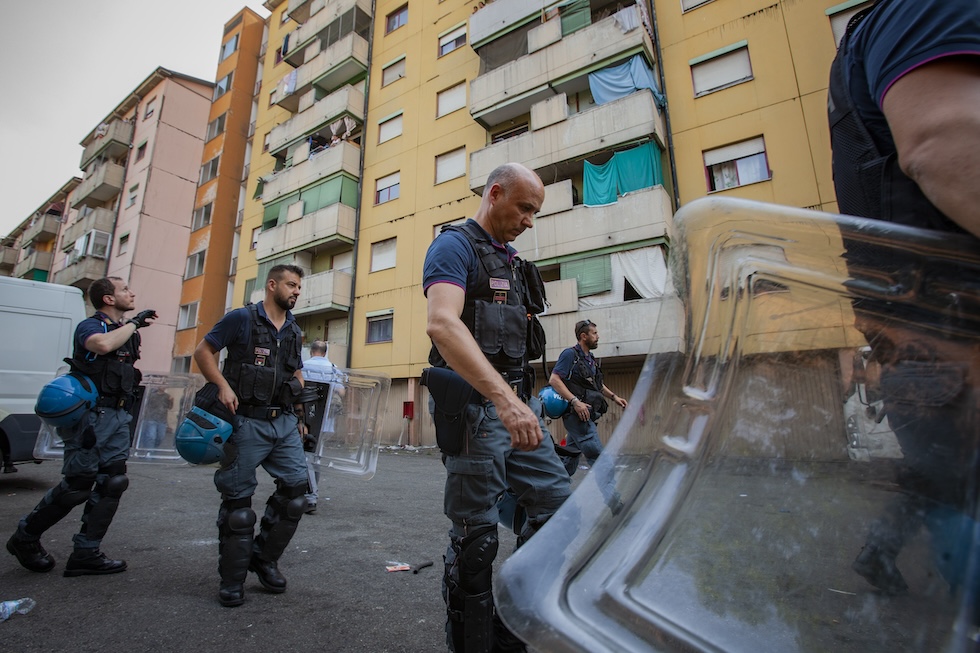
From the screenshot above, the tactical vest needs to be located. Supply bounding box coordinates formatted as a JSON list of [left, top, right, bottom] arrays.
[[428, 221, 547, 373], [221, 303, 303, 407], [67, 313, 142, 398], [828, 6, 963, 234], [563, 345, 607, 416]]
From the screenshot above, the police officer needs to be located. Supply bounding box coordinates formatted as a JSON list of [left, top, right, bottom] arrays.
[[193, 264, 309, 608], [829, 0, 980, 605], [548, 320, 627, 478], [423, 163, 571, 652], [7, 277, 155, 576]]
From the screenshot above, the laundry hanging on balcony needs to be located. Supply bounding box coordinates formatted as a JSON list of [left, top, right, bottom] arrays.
[[583, 141, 663, 207], [588, 54, 665, 108]]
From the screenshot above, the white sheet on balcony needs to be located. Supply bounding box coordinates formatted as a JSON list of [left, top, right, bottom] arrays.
[[579, 245, 667, 307]]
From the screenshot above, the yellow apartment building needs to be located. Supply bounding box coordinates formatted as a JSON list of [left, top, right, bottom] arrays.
[[174, 8, 266, 373]]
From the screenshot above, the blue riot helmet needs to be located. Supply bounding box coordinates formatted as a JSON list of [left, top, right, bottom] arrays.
[[35, 373, 99, 428], [538, 386, 570, 419], [175, 406, 233, 465]]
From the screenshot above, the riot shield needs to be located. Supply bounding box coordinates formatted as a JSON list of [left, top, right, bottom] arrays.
[[495, 197, 980, 652]]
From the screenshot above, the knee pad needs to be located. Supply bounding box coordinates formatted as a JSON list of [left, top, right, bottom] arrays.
[[458, 525, 498, 593], [226, 507, 256, 534], [99, 474, 129, 499], [284, 495, 307, 520]]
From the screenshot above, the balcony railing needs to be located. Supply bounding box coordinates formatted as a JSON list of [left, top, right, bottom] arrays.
[[470, 90, 664, 192], [80, 119, 134, 169], [13, 250, 54, 280], [61, 208, 115, 250], [268, 84, 364, 155], [236, 209, 244, 227], [470, 11, 653, 127], [21, 214, 62, 247], [273, 32, 368, 113], [52, 255, 106, 288], [0, 245, 17, 271], [262, 140, 360, 203], [71, 162, 125, 209], [286, 0, 316, 25], [283, 0, 371, 67], [255, 203, 356, 260], [513, 185, 672, 263], [291, 269, 352, 316]]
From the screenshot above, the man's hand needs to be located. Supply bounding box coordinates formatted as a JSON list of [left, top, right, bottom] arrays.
[[218, 385, 239, 415], [572, 398, 590, 422], [613, 394, 628, 409], [496, 396, 543, 451], [127, 309, 158, 329], [296, 420, 309, 438]]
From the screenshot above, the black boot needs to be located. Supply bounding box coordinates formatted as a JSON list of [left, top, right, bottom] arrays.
[[6, 533, 55, 573], [852, 544, 908, 595], [64, 550, 126, 577], [251, 486, 306, 593], [218, 505, 256, 607]]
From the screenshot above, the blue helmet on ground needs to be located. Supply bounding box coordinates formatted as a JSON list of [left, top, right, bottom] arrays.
[[539, 385, 570, 419], [175, 406, 233, 465], [35, 373, 98, 429]]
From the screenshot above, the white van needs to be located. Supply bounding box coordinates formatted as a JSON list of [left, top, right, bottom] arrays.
[[0, 276, 86, 470]]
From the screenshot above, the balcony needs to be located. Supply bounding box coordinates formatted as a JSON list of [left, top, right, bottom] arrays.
[[283, 0, 371, 68], [469, 0, 553, 48], [470, 90, 664, 192], [263, 140, 360, 203], [286, 0, 317, 24], [514, 184, 671, 263], [269, 85, 364, 156], [21, 214, 62, 247], [292, 269, 352, 317], [71, 162, 125, 209], [255, 203, 356, 260], [80, 120, 133, 169], [539, 296, 684, 362], [470, 11, 653, 127], [0, 245, 17, 272], [52, 255, 106, 289], [61, 208, 115, 251], [13, 250, 54, 281], [274, 32, 369, 113]]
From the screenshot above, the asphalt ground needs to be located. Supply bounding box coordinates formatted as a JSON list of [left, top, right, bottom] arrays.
[[0, 447, 532, 653]]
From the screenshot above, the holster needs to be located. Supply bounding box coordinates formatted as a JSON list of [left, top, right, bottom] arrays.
[[421, 367, 476, 456]]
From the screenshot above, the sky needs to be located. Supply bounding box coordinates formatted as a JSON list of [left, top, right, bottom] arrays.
[[0, 0, 272, 237]]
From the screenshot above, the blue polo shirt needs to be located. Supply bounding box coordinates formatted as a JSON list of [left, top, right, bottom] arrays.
[[842, 0, 980, 156], [422, 219, 517, 295], [73, 312, 124, 359], [204, 301, 302, 371]]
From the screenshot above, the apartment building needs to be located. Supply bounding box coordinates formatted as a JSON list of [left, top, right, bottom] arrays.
[[52, 67, 214, 373], [173, 9, 266, 373], [0, 179, 80, 283]]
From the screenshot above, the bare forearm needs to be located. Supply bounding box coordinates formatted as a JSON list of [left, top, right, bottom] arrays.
[[84, 322, 138, 355]]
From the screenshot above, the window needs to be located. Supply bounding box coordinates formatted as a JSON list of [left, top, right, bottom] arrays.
[[243, 277, 256, 304], [191, 203, 212, 231], [436, 82, 466, 118], [561, 255, 612, 297], [433, 217, 466, 239], [178, 302, 199, 330], [333, 250, 353, 273], [144, 97, 156, 120], [382, 57, 406, 87], [378, 113, 403, 143], [135, 142, 147, 162], [251, 227, 260, 250], [214, 72, 233, 100], [185, 250, 206, 279], [367, 313, 394, 343], [200, 156, 220, 185], [206, 114, 226, 141], [375, 172, 400, 204], [438, 25, 466, 57], [386, 5, 407, 34], [69, 230, 110, 263], [171, 356, 192, 374], [682, 0, 715, 10], [263, 133, 271, 152], [704, 137, 770, 191], [118, 234, 129, 256], [126, 184, 139, 208], [370, 238, 397, 272], [435, 147, 466, 184], [491, 122, 529, 144], [828, 1, 874, 47], [691, 42, 752, 96], [220, 33, 239, 61]]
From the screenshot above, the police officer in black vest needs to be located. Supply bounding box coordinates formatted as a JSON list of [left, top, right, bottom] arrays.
[[7, 276, 155, 576], [194, 264, 309, 607], [829, 0, 980, 604]]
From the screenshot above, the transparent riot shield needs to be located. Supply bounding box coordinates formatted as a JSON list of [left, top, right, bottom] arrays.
[[306, 368, 391, 479], [496, 197, 980, 653]]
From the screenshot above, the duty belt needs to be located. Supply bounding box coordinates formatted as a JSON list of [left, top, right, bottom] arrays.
[[476, 371, 526, 403], [238, 405, 286, 419], [96, 396, 131, 410]]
